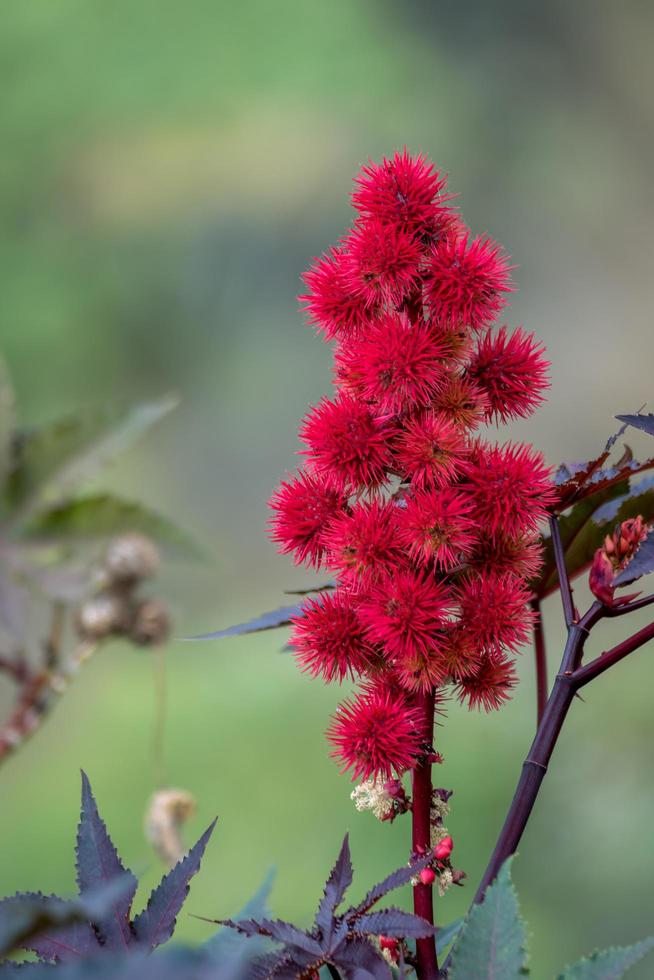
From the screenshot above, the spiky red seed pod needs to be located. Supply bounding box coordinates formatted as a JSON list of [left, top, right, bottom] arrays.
[[456, 571, 535, 655], [269, 470, 348, 568], [464, 441, 554, 540], [439, 626, 483, 681], [434, 835, 453, 860], [425, 233, 513, 331], [300, 247, 375, 341], [419, 867, 436, 885], [299, 392, 393, 492], [327, 687, 424, 780], [342, 220, 423, 309], [432, 373, 489, 431], [290, 590, 375, 683], [468, 325, 550, 423], [352, 148, 452, 239], [393, 411, 470, 489], [468, 532, 544, 580], [396, 487, 477, 570], [324, 498, 404, 584], [456, 655, 517, 711], [358, 569, 453, 661], [334, 313, 449, 414], [393, 646, 449, 693]]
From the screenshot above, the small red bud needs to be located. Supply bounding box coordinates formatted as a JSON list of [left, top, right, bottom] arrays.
[[419, 867, 436, 886], [434, 835, 453, 860], [379, 936, 400, 963], [383, 778, 405, 799]]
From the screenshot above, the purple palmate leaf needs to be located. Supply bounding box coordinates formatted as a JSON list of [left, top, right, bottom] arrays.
[[75, 772, 137, 952], [616, 412, 654, 438], [25, 918, 98, 964], [351, 851, 433, 917], [314, 834, 353, 941], [354, 908, 435, 940], [186, 604, 304, 641], [615, 530, 654, 586], [249, 949, 319, 980], [219, 919, 322, 958], [333, 936, 392, 979], [132, 819, 216, 951], [0, 892, 97, 963]]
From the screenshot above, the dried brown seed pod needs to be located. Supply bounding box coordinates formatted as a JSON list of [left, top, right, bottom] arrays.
[[129, 598, 171, 647], [145, 788, 196, 867], [103, 533, 160, 585], [74, 592, 131, 641]]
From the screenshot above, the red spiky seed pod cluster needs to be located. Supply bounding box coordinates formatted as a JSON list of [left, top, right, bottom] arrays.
[[270, 150, 553, 782]]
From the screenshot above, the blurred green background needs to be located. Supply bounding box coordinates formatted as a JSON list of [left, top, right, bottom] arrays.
[[1, 1, 654, 975]]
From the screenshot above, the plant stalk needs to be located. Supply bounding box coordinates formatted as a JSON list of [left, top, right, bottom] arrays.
[[530, 599, 548, 725], [472, 608, 600, 903], [412, 690, 439, 980]]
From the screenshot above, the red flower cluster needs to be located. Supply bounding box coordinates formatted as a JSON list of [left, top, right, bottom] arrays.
[[589, 516, 649, 607], [270, 150, 553, 781]]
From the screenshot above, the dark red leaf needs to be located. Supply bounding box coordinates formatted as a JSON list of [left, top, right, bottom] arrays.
[[616, 413, 654, 437], [354, 908, 435, 939], [615, 531, 654, 586], [352, 852, 433, 917], [75, 772, 137, 952], [186, 605, 304, 641], [314, 835, 353, 940], [132, 820, 216, 950]]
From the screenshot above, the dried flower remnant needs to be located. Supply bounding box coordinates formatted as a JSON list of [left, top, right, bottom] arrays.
[[351, 775, 409, 822], [145, 787, 197, 867], [270, 149, 552, 787]]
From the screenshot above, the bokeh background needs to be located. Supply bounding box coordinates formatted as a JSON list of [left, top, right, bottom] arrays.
[[2, 2, 654, 975]]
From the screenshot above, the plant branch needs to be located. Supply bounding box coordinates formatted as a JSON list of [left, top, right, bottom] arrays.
[[530, 599, 548, 725], [603, 593, 654, 616], [412, 690, 438, 980], [43, 602, 65, 669], [326, 965, 342, 980], [0, 609, 97, 766], [0, 654, 32, 685], [550, 516, 575, 626], [444, 592, 654, 957], [461, 604, 604, 914], [572, 620, 654, 687]]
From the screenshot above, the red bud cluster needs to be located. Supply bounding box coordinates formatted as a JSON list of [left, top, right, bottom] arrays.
[[589, 516, 649, 606]]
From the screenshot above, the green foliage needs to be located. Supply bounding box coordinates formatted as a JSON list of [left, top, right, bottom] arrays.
[[557, 937, 654, 979], [0, 359, 195, 648], [24, 493, 201, 559], [435, 917, 463, 957], [4, 393, 178, 526], [449, 858, 528, 980], [449, 859, 654, 980]]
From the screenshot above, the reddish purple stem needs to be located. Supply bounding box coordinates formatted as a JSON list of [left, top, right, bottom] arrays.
[[412, 690, 439, 980], [530, 599, 548, 725]]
